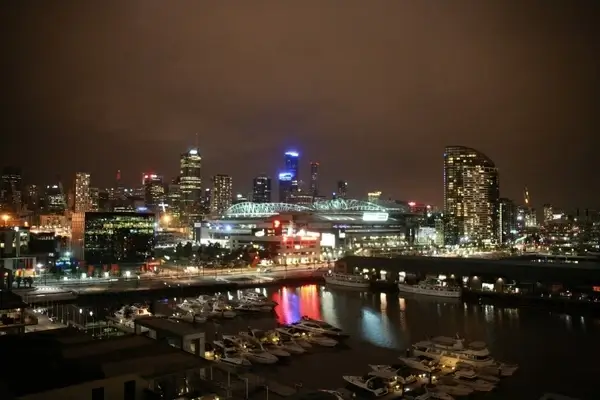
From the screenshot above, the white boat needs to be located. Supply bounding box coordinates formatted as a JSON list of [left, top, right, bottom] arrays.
[[211, 301, 236, 319], [398, 357, 433, 373], [238, 329, 291, 357], [211, 340, 252, 367], [342, 374, 389, 397], [239, 290, 277, 307], [276, 326, 336, 347], [412, 335, 518, 375], [429, 378, 473, 396], [398, 281, 461, 298], [324, 272, 370, 289], [250, 328, 306, 354], [114, 304, 151, 320], [452, 362, 500, 383], [318, 390, 346, 400], [368, 364, 418, 386], [234, 302, 273, 313], [169, 312, 207, 324], [404, 386, 454, 400], [291, 316, 348, 339], [451, 370, 495, 392], [222, 335, 279, 364]]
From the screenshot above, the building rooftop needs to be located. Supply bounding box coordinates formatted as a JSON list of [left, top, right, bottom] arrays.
[[0, 328, 208, 398], [0, 290, 28, 310]]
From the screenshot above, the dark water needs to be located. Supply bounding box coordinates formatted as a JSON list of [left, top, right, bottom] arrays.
[[154, 284, 597, 400]]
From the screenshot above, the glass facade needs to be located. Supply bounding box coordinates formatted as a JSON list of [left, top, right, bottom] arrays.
[[443, 146, 499, 245], [84, 212, 155, 265], [179, 149, 202, 222]]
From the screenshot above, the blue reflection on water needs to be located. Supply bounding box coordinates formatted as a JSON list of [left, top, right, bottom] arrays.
[[360, 306, 398, 349]]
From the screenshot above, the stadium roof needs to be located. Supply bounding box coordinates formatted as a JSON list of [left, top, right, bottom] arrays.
[[224, 199, 401, 218]]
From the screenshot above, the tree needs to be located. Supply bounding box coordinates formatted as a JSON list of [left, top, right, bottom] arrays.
[[182, 242, 193, 259]]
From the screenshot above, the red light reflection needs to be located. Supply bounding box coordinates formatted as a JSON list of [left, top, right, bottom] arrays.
[[271, 285, 321, 324]]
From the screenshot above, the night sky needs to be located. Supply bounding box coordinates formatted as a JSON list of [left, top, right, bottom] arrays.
[[2, 1, 598, 209]]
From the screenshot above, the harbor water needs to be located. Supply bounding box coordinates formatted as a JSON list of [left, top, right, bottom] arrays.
[[103, 284, 597, 399]]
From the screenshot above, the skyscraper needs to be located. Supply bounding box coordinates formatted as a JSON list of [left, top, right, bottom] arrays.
[[443, 146, 499, 245], [284, 151, 300, 193], [498, 198, 517, 244], [1, 166, 22, 213], [309, 162, 319, 197], [278, 171, 293, 202], [210, 174, 233, 214], [74, 172, 91, 212], [179, 149, 202, 221], [142, 173, 165, 211], [252, 175, 272, 203]]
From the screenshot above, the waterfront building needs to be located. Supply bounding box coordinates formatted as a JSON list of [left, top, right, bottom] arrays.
[[83, 212, 155, 266], [498, 198, 517, 244], [443, 145, 499, 245]]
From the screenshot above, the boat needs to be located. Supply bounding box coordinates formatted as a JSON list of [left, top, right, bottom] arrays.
[[234, 302, 273, 313], [324, 272, 370, 289], [342, 373, 389, 397], [291, 316, 348, 339], [398, 280, 461, 298], [210, 341, 252, 368], [411, 335, 518, 375], [243, 328, 306, 354], [451, 370, 495, 392], [239, 290, 278, 307], [238, 328, 291, 357], [222, 335, 279, 364], [276, 326, 336, 347], [210, 301, 236, 319], [169, 312, 207, 324], [318, 390, 346, 400], [403, 386, 454, 400], [398, 357, 433, 373], [452, 362, 500, 383], [429, 378, 473, 396], [368, 364, 418, 386], [114, 304, 151, 320]]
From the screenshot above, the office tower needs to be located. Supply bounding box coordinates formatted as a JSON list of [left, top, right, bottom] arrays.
[[252, 175, 272, 203], [201, 188, 211, 214], [1, 166, 22, 213], [24, 184, 40, 212], [284, 151, 299, 193], [336, 180, 348, 199], [74, 172, 91, 212], [44, 184, 66, 214], [179, 149, 202, 222], [210, 174, 233, 214], [498, 198, 517, 244], [367, 191, 382, 204], [166, 180, 181, 218], [278, 171, 293, 202], [543, 204, 553, 224], [89, 187, 100, 211], [309, 162, 319, 197], [443, 145, 499, 245], [142, 173, 165, 211]]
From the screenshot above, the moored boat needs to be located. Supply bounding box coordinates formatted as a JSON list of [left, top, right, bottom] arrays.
[[324, 272, 370, 289]]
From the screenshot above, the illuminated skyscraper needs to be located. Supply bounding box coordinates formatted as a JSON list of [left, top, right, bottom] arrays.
[[309, 162, 319, 197], [74, 172, 91, 212], [336, 180, 348, 199], [443, 146, 499, 245], [210, 174, 233, 214], [142, 173, 165, 211], [252, 175, 272, 203], [179, 149, 202, 222], [284, 151, 299, 193]]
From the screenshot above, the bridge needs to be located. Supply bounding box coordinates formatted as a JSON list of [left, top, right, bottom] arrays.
[[337, 255, 600, 286]]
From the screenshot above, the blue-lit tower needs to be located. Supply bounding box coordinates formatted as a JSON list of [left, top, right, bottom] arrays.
[[279, 150, 300, 202]]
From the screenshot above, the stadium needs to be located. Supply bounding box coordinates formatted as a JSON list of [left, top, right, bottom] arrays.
[[198, 199, 415, 264]]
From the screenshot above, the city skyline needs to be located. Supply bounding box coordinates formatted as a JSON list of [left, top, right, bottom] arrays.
[[2, 2, 598, 209]]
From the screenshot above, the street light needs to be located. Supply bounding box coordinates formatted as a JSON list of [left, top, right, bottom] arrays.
[[1, 214, 10, 226]]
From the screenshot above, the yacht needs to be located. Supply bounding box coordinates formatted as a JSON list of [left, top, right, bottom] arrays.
[[238, 328, 291, 357], [276, 326, 336, 347], [368, 364, 418, 386], [114, 304, 151, 320], [221, 335, 279, 364], [169, 312, 207, 324], [210, 341, 252, 368], [451, 370, 495, 392], [291, 316, 348, 339], [411, 335, 518, 375], [403, 386, 454, 400], [234, 302, 273, 313], [239, 290, 278, 307], [210, 301, 236, 319], [398, 280, 461, 298], [242, 328, 305, 354], [453, 362, 500, 383], [342, 373, 389, 397], [324, 272, 370, 289], [398, 356, 434, 373], [318, 390, 346, 400], [429, 378, 473, 396]]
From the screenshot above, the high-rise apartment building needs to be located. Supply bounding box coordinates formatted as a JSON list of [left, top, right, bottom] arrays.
[[252, 175, 272, 203], [89, 187, 99, 211], [179, 149, 202, 222], [210, 174, 233, 214], [309, 162, 319, 197], [443, 146, 499, 245], [74, 172, 91, 212], [498, 198, 517, 244], [142, 173, 165, 211], [1, 166, 22, 213]]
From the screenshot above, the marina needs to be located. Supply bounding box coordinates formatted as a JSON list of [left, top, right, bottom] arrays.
[[12, 284, 598, 399]]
